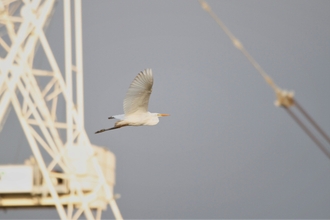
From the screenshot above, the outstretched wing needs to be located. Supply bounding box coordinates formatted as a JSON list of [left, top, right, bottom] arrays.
[[123, 69, 153, 116]]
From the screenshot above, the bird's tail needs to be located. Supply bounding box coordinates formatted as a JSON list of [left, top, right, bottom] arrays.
[[108, 114, 125, 120]]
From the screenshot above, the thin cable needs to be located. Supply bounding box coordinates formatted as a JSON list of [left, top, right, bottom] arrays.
[[198, 0, 280, 94], [285, 107, 330, 160], [294, 100, 330, 145], [198, 0, 330, 160]]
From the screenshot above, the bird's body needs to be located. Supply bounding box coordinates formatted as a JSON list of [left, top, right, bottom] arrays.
[[95, 69, 169, 134]]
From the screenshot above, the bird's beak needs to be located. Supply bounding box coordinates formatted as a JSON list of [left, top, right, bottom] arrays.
[[158, 113, 170, 117]]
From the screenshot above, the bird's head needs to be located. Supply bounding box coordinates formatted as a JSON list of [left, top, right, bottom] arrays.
[[157, 113, 170, 117]]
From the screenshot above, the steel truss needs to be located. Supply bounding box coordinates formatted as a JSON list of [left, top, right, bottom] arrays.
[[0, 0, 122, 219]]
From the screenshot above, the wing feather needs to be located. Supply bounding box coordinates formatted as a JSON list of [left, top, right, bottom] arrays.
[[123, 69, 153, 115]]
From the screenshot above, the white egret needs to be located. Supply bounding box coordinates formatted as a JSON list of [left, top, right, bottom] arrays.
[[95, 69, 169, 134]]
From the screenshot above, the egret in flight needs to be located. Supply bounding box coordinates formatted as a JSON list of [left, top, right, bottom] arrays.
[[95, 69, 169, 134]]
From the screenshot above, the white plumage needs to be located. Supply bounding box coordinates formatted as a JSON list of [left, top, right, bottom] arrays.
[[124, 68, 153, 115], [95, 69, 169, 133]]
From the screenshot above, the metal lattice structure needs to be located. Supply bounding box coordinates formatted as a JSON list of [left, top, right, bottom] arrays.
[[0, 0, 122, 219]]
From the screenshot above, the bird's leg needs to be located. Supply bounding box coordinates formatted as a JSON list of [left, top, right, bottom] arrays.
[[95, 121, 130, 134], [108, 116, 115, 119], [95, 126, 120, 134]]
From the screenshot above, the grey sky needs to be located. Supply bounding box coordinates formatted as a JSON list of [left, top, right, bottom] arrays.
[[1, 0, 330, 219]]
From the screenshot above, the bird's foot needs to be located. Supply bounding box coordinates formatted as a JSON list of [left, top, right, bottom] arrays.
[[95, 129, 105, 134]]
